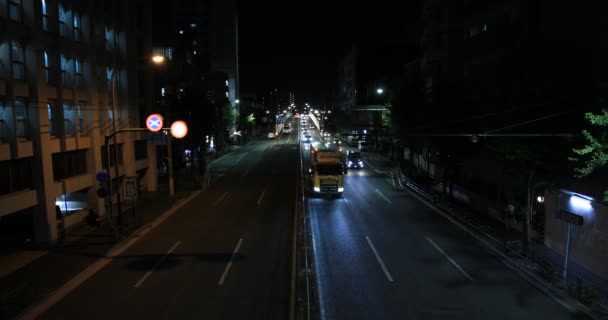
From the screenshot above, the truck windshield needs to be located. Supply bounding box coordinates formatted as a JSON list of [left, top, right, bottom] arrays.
[[317, 164, 343, 175]]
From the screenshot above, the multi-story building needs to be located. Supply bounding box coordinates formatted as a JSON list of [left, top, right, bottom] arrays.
[[288, 92, 295, 106], [0, 0, 155, 247]]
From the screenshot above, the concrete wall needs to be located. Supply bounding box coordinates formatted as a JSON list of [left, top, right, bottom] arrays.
[[544, 191, 608, 281]]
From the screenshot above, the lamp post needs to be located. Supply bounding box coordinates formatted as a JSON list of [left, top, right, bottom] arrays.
[[105, 54, 167, 227]]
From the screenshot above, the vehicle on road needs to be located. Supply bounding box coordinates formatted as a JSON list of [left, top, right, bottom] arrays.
[[358, 141, 369, 151], [283, 123, 292, 133], [349, 136, 359, 147], [268, 132, 276, 139], [346, 151, 364, 169], [309, 146, 345, 198]]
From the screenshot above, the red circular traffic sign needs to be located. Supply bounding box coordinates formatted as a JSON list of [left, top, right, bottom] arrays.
[[170, 121, 188, 139], [146, 114, 164, 132]]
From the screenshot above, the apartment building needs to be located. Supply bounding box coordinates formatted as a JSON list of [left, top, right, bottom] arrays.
[[0, 0, 156, 248]]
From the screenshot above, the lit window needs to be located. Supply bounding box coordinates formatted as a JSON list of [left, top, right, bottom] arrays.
[[225, 80, 229, 86], [41, 0, 48, 30], [44, 51, 49, 82], [482, 24, 488, 32], [226, 91, 229, 98], [75, 59, 81, 75], [11, 41, 25, 80], [59, 4, 68, 38], [9, 0, 23, 23], [193, 50, 197, 55], [74, 13, 81, 41], [191, 23, 197, 28], [161, 88, 166, 97], [179, 30, 184, 34]]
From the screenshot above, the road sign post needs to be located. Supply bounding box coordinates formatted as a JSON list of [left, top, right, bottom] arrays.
[[558, 210, 585, 285]]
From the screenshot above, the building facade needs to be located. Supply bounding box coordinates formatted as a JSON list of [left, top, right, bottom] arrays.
[[0, 0, 155, 247]]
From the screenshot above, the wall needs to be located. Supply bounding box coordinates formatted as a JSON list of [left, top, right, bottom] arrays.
[[544, 191, 608, 281]]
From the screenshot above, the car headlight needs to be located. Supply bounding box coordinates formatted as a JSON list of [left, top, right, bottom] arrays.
[[348, 161, 352, 165], [359, 161, 363, 166], [314, 187, 320, 192], [338, 187, 344, 192]]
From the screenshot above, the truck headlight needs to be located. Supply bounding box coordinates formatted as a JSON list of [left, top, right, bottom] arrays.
[[338, 187, 344, 192], [314, 187, 320, 192]]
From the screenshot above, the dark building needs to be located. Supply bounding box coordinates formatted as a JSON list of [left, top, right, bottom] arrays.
[[137, 0, 239, 154], [337, 45, 405, 131], [416, 0, 607, 134]]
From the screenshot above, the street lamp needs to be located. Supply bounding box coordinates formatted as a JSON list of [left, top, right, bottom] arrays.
[[376, 88, 384, 95], [105, 54, 170, 226]]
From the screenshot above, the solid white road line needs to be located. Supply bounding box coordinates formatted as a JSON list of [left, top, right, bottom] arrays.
[[213, 192, 229, 206], [425, 236, 473, 281], [257, 187, 267, 206], [365, 236, 394, 282], [236, 152, 248, 163], [242, 167, 250, 177], [218, 238, 244, 285], [390, 172, 396, 187], [134, 241, 181, 288], [375, 188, 392, 204]]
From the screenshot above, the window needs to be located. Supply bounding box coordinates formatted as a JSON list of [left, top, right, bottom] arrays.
[[14, 99, 28, 139], [100, 144, 123, 168], [48, 100, 57, 137], [134, 140, 147, 160], [75, 59, 82, 87], [73, 13, 81, 41], [63, 102, 75, 136], [9, 0, 23, 23], [61, 54, 70, 87], [41, 0, 48, 30], [105, 26, 113, 49], [59, 4, 68, 38], [52, 150, 88, 181], [0, 158, 34, 196], [11, 41, 24, 80], [106, 67, 113, 89], [44, 51, 50, 83], [77, 103, 86, 135]]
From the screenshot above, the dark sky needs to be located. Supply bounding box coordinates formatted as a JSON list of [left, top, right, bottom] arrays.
[[238, 1, 421, 105]]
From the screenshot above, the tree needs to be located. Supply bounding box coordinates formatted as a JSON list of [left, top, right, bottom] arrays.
[[571, 109, 608, 201]]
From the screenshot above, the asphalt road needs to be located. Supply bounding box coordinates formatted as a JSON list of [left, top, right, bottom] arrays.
[[39, 132, 299, 319], [303, 121, 591, 319]]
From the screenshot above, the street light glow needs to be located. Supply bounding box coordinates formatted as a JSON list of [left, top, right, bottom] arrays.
[[152, 55, 165, 64], [235, 99, 240, 104], [376, 88, 384, 95]]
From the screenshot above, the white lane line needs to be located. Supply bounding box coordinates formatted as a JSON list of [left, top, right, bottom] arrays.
[[134, 241, 181, 288], [365, 236, 394, 282], [218, 238, 244, 285], [214, 192, 229, 206], [390, 172, 396, 187], [375, 188, 392, 204], [236, 152, 249, 163], [17, 191, 201, 320], [242, 167, 250, 177], [257, 187, 267, 206], [425, 236, 473, 281]]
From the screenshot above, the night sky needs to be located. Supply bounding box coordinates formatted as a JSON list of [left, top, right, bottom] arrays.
[[238, 1, 421, 105]]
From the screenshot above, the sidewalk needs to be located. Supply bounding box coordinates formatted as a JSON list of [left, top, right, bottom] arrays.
[[363, 146, 608, 318], [0, 191, 178, 319]]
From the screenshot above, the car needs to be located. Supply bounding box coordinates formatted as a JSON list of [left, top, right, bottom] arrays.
[[358, 141, 369, 151], [333, 138, 342, 145], [346, 152, 364, 169], [349, 137, 359, 147], [310, 124, 315, 129], [302, 134, 312, 142], [268, 132, 276, 139]]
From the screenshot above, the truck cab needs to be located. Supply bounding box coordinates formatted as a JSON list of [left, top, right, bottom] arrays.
[[309, 147, 345, 198]]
